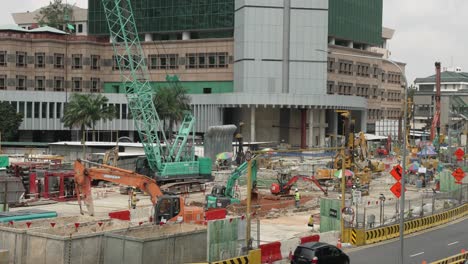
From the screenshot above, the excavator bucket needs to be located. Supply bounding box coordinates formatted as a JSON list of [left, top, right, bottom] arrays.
[[251, 188, 260, 202], [74, 160, 95, 216]]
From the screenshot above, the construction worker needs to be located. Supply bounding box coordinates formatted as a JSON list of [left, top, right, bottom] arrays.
[[294, 188, 301, 208], [308, 214, 315, 230], [130, 188, 139, 209]]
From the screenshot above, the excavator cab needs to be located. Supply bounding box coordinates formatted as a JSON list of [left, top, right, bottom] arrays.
[[154, 195, 182, 224]]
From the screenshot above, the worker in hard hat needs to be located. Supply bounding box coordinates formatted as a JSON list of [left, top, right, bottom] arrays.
[[129, 188, 139, 209], [294, 188, 301, 208]]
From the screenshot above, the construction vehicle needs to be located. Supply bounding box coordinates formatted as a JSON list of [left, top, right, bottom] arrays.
[[206, 160, 258, 209], [270, 173, 328, 196], [101, 0, 211, 193], [74, 159, 204, 224]]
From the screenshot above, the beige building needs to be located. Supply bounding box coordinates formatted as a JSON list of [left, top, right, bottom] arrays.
[[327, 27, 406, 134]]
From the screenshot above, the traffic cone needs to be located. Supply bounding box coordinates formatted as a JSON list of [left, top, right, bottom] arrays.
[[421, 261, 427, 264], [337, 238, 342, 249]]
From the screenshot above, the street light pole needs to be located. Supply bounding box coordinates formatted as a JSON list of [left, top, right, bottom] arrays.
[[317, 49, 408, 264]]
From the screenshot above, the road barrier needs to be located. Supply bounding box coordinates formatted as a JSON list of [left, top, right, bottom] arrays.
[[207, 249, 261, 264], [348, 203, 468, 246], [429, 250, 468, 264]]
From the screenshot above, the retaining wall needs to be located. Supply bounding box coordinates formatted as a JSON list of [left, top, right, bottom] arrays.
[[0, 216, 100, 264], [103, 224, 207, 264], [25, 219, 134, 264]]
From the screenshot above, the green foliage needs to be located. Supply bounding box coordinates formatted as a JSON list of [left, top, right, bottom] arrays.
[[153, 83, 191, 137], [0, 102, 23, 141], [34, 0, 73, 29], [62, 93, 116, 143]]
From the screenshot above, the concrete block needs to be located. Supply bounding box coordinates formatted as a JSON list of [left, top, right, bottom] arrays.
[[0, 249, 9, 264], [104, 224, 207, 264]]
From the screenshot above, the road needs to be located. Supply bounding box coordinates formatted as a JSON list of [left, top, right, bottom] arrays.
[[347, 217, 468, 264]]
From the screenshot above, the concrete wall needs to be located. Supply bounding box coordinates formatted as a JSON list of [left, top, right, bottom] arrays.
[[103, 225, 207, 264]]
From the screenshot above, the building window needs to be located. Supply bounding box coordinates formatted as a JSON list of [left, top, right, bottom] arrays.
[[91, 78, 100, 92], [0, 75, 5, 90], [49, 102, 54, 118], [16, 75, 26, 90], [327, 81, 334, 94], [187, 53, 197, 69], [203, 88, 212, 94], [327, 58, 335, 73], [122, 104, 127, 119], [41, 102, 47, 118], [112, 56, 119, 70], [35, 52, 45, 68], [198, 53, 206, 68], [54, 77, 64, 91], [72, 54, 82, 69], [34, 102, 40, 118], [54, 53, 64, 69], [218, 52, 227, 68], [26, 102, 33, 118], [72, 77, 82, 92], [0, 51, 7, 66], [91, 55, 100, 70], [356, 63, 370, 77], [338, 60, 352, 75], [16, 52, 26, 67], [78, 24, 83, 33], [35, 76, 45, 91], [148, 54, 178, 70], [56, 102, 62, 118]]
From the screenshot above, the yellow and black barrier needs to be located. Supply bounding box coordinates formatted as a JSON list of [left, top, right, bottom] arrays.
[[430, 251, 468, 264], [347, 203, 468, 246], [210, 249, 261, 264]]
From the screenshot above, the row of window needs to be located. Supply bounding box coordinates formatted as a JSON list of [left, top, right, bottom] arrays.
[[368, 109, 401, 120], [328, 58, 402, 83], [0, 75, 101, 92], [8, 101, 129, 120], [327, 81, 402, 101], [0, 51, 231, 71], [115, 52, 230, 70]]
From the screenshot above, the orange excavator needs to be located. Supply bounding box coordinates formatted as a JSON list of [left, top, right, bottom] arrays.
[[74, 159, 204, 225], [270, 173, 328, 196]]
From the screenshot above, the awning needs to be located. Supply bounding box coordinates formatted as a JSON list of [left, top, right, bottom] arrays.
[[363, 134, 388, 141]]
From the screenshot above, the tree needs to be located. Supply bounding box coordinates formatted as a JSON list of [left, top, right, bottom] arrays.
[[62, 93, 116, 146], [153, 83, 191, 140], [34, 0, 73, 29], [0, 102, 23, 141]]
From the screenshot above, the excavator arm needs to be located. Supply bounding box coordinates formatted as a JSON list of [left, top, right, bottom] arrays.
[[74, 159, 165, 216], [272, 175, 328, 196]]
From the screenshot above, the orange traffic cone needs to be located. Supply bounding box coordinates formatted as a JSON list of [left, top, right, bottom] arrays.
[[421, 261, 427, 264], [337, 238, 342, 249]]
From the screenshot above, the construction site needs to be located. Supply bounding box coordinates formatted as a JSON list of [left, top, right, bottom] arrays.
[[0, 1, 468, 264]]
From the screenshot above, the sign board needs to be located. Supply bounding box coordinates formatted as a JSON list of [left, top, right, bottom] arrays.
[[352, 190, 362, 205], [454, 148, 465, 161], [390, 164, 403, 181], [329, 208, 338, 218], [390, 182, 404, 198], [245, 151, 252, 161], [418, 167, 427, 174], [451, 168, 466, 183]]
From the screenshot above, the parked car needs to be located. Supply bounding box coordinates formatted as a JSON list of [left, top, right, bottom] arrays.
[[291, 242, 350, 264]]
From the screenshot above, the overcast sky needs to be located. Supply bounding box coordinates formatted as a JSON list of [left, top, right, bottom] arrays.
[[0, 0, 465, 84]]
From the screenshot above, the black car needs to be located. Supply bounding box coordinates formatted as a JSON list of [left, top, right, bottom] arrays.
[[291, 242, 350, 264]]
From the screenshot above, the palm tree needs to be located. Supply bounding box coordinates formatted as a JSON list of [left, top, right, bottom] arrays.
[[153, 83, 191, 140], [62, 93, 116, 147]]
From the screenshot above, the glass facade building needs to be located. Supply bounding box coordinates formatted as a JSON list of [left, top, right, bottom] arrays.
[[328, 0, 383, 45], [88, 0, 235, 36]]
